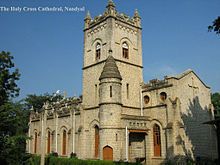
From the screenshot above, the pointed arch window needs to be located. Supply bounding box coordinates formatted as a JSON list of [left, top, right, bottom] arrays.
[[47, 131, 51, 154], [34, 132, 37, 154], [96, 43, 101, 60], [122, 42, 129, 59], [94, 125, 99, 158], [153, 124, 161, 156], [62, 130, 67, 155]]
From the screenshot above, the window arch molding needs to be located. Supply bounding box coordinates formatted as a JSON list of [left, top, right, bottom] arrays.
[[95, 42, 101, 60], [120, 38, 132, 59], [46, 129, 51, 154], [89, 119, 100, 129], [120, 37, 133, 46], [92, 38, 102, 61], [160, 92, 167, 101], [59, 126, 69, 156], [59, 126, 68, 132], [144, 95, 150, 104], [33, 130, 38, 154], [153, 124, 161, 157], [150, 121, 163, 157], [122, 42, 129, 59]]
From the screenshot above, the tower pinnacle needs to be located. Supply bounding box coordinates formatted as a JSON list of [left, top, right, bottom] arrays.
[[84, 11, 91, 29], [106, 0, 116, 16], [133, 9, 141, 27]]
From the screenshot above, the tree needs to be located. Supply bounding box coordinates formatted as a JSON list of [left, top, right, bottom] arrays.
[[211, 92, 220, 118], [208, 16, 220, 35], [0, 102, 30, 165], [24, 93, 64, 111], [0, 51, 20, 105], [0, 51, 29, 165]]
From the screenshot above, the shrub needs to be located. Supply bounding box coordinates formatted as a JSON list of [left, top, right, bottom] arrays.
[[25, 154, 141, 165]]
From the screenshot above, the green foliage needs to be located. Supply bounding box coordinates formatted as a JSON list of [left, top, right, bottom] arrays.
[[0, 51, 20, 105], [24, 93, 64, 111], [26, 155, 141, 165], [211, 92, 220, 117], [24, 155, 40, 165], [208, 16, 220, 35], [0, 51, 30, 165], [0, 101, 30, 164]]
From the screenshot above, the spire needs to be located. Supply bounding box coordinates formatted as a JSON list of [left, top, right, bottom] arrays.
[[85, 10, 91, 20], [99, 53, 122, 80], [84, 10, 91, 29]]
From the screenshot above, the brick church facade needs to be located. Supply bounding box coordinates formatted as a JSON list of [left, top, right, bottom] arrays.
[[27, 1, 218, 164]]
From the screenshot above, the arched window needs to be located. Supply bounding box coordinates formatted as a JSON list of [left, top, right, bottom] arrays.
[[94, 126, 99, 158], [153, 124, 161, 156], [160, 92, 167, 101], [34, 132, 37, 154], [47, 131, 51, 154], [144, 95, 150, 104], [122, 42, 129, 59], [62, 130, 67, 155], [96, 43, 101, 60]]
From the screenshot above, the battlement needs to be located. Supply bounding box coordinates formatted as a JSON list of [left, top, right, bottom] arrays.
[[84, 0, 141, 30]]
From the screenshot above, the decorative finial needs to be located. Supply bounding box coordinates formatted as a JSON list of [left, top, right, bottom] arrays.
[[106, 0, 116, 15], [134, 9, 140, 18], [133, 9, 141, 27], [64, 91, 67, 99], [107, 0, 115, 8], [85, 10, 91, 20], [84, 10, 91, 29]]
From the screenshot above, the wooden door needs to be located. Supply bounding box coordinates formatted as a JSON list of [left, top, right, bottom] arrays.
[[153, 124, 161, 156], [103, 146, 113, 160]]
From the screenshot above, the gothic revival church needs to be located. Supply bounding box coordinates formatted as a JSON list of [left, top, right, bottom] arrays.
[[27, 1, 218, 164]]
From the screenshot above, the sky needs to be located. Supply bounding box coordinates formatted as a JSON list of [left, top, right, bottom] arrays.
[[0, 0, 219, 100]]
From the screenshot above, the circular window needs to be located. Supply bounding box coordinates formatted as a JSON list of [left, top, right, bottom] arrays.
[[144, 95, 150, 104], [160, 92, 167, 101]]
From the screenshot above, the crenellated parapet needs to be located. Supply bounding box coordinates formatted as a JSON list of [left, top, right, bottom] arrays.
[[142, 78, 173, 92], [84, 0, 141, 30], [30, 97, 82, 122]]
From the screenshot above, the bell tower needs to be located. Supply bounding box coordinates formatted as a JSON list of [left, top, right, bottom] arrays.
[[82, 0, 143, 109]]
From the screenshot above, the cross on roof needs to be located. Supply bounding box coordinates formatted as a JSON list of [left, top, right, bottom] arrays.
[[188, 77, 199, 97]]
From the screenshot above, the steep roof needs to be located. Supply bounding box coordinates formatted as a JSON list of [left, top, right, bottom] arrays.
[[166, 69, 210, 88], [99, 55, 122, 80]]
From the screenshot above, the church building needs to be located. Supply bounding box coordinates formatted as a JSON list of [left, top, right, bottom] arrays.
[[27, 1, 218, 164]]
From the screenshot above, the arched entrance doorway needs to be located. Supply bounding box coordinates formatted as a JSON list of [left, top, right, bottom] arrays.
[[103, 146, 113, 160], [153, 124, 161, 156]]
